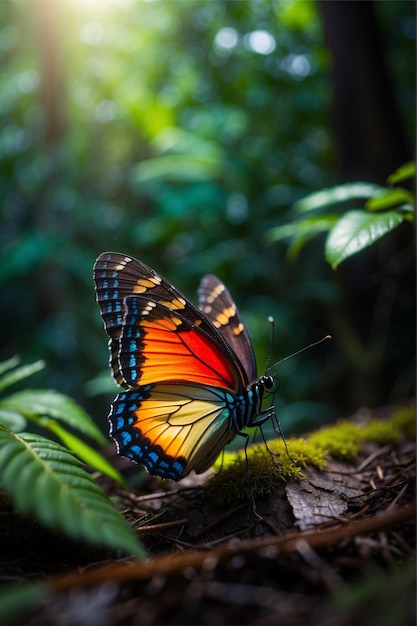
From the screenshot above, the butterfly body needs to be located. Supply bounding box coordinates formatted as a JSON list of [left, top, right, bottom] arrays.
[[94, 252, 274, 481]]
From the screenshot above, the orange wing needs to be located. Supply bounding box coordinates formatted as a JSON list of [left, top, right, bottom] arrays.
[[118, 295, 241, 391], [93, 252, 250, 388]]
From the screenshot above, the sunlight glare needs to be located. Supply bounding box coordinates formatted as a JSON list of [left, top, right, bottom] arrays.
[[214, 27, 239, 51], [69, 0, 135, 13], [244, 30, 276, 55], [80, 21, 104, 45], [280, 53, 312, 79]]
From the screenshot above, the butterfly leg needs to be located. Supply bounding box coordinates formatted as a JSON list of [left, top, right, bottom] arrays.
[[259, 425, 281, 464], [254, 408, 297, 465], [236, 431, 263, 521], [270, 413, 298, 465], [216, 448, 227, 475]]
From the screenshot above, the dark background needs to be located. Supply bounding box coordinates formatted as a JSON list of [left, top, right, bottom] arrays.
[[0, 0, 414, 436]]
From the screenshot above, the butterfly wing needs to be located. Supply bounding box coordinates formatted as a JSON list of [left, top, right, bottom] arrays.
[[110, 384, 238, 480], [93, 252, 249, 388], [198, 274, 257, 382], [117, 294, 242, 391]]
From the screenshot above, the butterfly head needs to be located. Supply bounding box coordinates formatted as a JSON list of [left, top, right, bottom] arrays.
[[258, 374, 274, 392]]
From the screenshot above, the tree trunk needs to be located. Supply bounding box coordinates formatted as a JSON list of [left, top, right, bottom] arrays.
[[34, 0, 66, 145], [318, 0, 410, 184]]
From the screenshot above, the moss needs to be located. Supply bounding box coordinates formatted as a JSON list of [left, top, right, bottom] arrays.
[[391, 404, 416, 439], [209, 453, 272, 505], [309, 421, 361, 459], [208, 404, 415, 506], [360, 419, 401, 445], [284, 438, 328, 470], [209, 442, 307, 505], [208, 437, 328, 506]]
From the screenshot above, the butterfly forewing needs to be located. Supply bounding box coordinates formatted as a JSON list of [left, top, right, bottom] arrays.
[[198, 274, 257, 382], [94, 252, 248, 388], [118, 295, 241, 390]]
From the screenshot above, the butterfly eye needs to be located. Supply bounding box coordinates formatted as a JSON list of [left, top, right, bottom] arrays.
[[261, 375, 275, 391]]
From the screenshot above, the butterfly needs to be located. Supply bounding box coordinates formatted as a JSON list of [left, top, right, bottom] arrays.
[[93, 252, 275, 481]]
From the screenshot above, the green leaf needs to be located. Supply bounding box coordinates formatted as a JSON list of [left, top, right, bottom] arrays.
[[266, 214, 338, 243], [0, 407, 27, 431], [325, 210, 405, 269], [0, 426, 145, 557], [293, 183, 385, 214], [132, 153, 222, 184], [387, 161, 416, 185], [45, 419, 126, 486], [366, 188, 414, 212], [0, 359, 45, 394], [131, 128, 227, 184], [267, 215, 339, 260], [0, 389, 107, 446], [0, 355, 21, 377]]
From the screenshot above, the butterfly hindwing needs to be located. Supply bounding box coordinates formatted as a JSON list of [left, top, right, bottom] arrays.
[[198, 274, 257, 382], [110, 384, 237, 480]]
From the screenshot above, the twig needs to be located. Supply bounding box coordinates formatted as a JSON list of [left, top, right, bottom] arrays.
[[49, 504, 415, 594], [136, 518, 189, 534]]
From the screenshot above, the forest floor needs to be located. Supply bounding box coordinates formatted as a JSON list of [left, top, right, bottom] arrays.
[[1, 404, 415, 626]]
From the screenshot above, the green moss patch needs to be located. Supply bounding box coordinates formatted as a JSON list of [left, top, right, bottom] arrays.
[[208, 403, 415, 505]]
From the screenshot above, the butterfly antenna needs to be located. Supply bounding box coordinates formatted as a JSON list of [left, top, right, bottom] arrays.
[[267, 334, 332, 374], [264, 316, 275, 373]]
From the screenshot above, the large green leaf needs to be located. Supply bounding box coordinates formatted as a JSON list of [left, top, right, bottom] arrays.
[[293, 183, 385, 214], [0, 426, 145, 557], [45, 418, 126, 486], [0, 389, 106, 446], [325, 210, 405, 269]]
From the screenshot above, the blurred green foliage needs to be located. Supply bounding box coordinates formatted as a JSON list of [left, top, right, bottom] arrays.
[[0, 0, 415, 435], [267, 165, 415, 267]]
